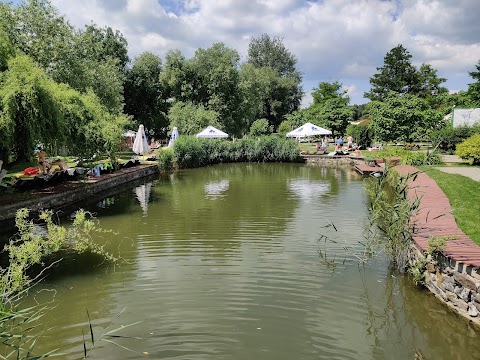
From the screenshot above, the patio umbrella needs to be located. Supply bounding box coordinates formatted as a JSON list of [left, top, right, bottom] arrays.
[[195, 126, 228, 138], [286, 122, 332, 138], [168, 127, 179, 148], [132, 124, 150, 155]]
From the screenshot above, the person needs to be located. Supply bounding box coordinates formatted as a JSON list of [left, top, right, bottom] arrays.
[[321, 136, 327, 149], [347, 135, 353, 149], [336, 136, 343, 150], [316, 142, 325, 154], [35, 146, 51, 174], [354, 147, 362, 157]]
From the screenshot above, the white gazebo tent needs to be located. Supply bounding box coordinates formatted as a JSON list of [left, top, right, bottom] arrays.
[[195, 126, 229, 139], [286, 122, 332, 138]]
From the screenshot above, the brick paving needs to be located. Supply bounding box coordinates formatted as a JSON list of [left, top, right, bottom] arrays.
[[396, 165, 480, 268]]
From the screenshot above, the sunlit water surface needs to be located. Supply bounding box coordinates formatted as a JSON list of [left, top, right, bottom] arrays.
[[13, 163, 480, 359]]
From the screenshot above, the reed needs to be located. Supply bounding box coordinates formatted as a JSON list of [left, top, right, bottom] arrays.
[[172, 135, 298, 169]]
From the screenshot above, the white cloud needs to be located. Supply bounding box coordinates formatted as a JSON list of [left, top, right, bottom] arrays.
[[49, 0, 480, 104]]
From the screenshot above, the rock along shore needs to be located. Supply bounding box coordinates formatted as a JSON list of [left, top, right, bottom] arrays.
[[0, 164, 159, 222]]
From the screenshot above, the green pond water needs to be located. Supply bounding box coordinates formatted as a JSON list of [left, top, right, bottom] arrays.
[[10, 163, 480, 359]]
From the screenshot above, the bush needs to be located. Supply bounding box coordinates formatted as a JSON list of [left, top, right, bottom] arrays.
[[249, 118, 270, 137], [430, 125, 480, 154], [346, 123, 373, 149], [371, 148, 442, 166], [157, 149, 174, 170], [173, 135, 298, 168], [455, 134, 480, 164], [277, 120, 292, 137]]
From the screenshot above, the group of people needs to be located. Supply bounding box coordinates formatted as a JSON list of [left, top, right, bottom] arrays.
[[34, 146, 68, 174]]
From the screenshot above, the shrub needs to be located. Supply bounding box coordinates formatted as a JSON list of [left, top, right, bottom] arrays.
[[346, 123, 373, 149], [157, 149, 174, 170], [277, 120, 292, 137], [430, 125, 480, 154], [371, 148, 441, 166], [173, 135, 298, 168], [249, 118, 270, 137], [455, 133, 480, 164]]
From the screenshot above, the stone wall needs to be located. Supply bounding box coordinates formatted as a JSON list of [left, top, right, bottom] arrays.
[[303, 155, 361, 166], [409, 244, 480, 327], [0, 165, 159, 222]]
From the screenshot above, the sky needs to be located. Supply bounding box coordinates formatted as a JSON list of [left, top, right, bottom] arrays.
[[24, 0, 480, 106]]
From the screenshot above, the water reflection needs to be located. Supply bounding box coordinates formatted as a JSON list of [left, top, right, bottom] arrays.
[[134, 182, 152, 214], [204, 179, 229, 198], [287, 179, 330, 202]]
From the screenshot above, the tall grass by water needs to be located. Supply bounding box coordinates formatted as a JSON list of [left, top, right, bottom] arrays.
[[173, 135, 298, 169]]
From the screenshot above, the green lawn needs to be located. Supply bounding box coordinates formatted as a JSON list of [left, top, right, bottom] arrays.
[[421, 167, 480, 245]]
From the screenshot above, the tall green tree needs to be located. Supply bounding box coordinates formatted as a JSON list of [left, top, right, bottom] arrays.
[[364, 44, 419, 101], [365, 44, 448, 103], [5, 0, 76, 83], [162, 44, 243, 136], [124, 52, 168, 137], [467, 60, 480, 103], [247, 34, 303, 128]]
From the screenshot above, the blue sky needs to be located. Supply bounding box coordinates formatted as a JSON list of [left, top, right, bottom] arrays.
[[14, 0, 480, 106]]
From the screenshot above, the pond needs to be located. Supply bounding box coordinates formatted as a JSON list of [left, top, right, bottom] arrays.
[[15, 163, 480, 359]]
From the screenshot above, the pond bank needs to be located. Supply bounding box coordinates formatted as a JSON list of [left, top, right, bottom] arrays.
[[0, 164, 159, 222], [397, 165, 480, 327]]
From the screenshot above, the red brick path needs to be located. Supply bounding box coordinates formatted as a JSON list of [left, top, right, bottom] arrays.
[[396, 165, 480, 268]]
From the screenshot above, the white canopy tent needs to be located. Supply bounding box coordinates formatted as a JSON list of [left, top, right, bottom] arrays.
[[286, 122, 332, 138], [195, 126, 229, 139]]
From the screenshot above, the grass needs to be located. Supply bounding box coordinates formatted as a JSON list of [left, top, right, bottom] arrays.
[[420, 167, 480, 245]]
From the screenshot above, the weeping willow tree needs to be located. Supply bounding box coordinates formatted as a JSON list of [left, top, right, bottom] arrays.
[[0, 55, 64, 163], [0, 54, 129, 164]]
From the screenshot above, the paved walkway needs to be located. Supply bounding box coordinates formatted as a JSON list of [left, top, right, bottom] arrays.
[[434, 166, 480, 181], [396, 165, 480, 268]]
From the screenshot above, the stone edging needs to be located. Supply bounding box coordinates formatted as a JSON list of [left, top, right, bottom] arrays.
[[0, 164, 160, 222], [396, 165, 480, 327]]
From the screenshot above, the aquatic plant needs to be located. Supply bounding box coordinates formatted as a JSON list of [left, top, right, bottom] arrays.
[[173, 135, 298, 168], [0, 208, 117, 359], [364, 165, 421, 271]]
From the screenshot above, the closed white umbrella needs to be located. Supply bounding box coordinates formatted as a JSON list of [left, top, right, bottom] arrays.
[[195, 125, 228, 138], [168, 127, 179, 148], [132, 124, 150, 155], [286, 122, 332, 138]]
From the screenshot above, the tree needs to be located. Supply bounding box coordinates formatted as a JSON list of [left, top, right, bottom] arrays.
[[162, 44, 243, 136], [312, 81, 348, 106], [368, 92, 440, 142], [247, 34, 303, 128], [467, 60, 480, 103], [290, 81, 353, 136], [5, 0, 76, 83], [248, 34, 298, 77], [364, 44, 419, 101], [124, 52, 169, 137], [415, 63, 448, 99], [168, 101, 220, 136], [0, 55, 64, 163], [190, 43, 242, 136]]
